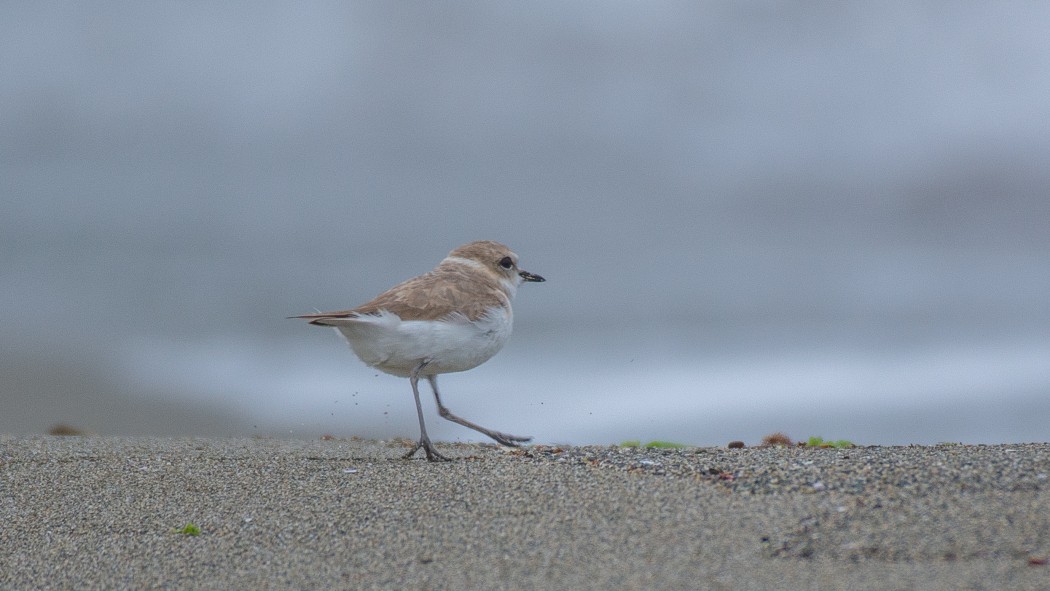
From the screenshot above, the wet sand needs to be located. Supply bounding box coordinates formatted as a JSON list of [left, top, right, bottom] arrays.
[[1, 436, 1047, 590]]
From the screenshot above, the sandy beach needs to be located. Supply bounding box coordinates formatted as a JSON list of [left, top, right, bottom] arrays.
[[1, 436, 1047, 590]]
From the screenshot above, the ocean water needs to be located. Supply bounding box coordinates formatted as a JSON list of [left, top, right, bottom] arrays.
[[3, 2, 1049, 445], [108, 324, 1050, 446]]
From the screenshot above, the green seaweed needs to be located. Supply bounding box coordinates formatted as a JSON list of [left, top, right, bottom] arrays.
[[806, 436, 854, 449], [643, 440, 687, 449], [175, 523, 201, 536], [619, 440, 687, 449]]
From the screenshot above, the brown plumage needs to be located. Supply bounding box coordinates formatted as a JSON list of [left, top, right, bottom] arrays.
[[293, 240, 542, 325], [297, 260, 509, 324]]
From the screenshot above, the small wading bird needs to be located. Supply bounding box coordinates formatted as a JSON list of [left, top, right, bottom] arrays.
[[292, 240, 545, 461]]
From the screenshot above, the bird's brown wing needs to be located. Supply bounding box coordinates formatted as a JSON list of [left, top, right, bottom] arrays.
[[293, 266, 508, 324]]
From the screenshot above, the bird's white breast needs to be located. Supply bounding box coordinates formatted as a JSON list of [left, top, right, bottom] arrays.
[[333, 306, 514, 377]]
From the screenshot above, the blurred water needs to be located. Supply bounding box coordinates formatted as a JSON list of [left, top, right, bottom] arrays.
[[2, 2, 1049, 444], [106, 325, 1050, 446]]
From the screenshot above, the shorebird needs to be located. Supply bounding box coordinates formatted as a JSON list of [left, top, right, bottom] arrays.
[[292, 240, 544, 461]]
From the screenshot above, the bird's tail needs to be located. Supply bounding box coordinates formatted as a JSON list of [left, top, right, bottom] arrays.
[[288, 311, 359, 327]]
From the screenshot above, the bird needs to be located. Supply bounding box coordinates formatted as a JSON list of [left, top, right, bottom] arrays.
[[292, 240, 545, 461]]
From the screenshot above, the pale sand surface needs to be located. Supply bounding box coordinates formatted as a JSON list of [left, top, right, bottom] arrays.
[[1, 436, 1048, 590]]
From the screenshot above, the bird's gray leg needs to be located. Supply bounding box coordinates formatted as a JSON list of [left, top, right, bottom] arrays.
[[403, 361, 450, 462], [426, 375, 532, 447]]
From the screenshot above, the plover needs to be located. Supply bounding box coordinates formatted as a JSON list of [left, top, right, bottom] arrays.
[[293, 240, 545, 461]]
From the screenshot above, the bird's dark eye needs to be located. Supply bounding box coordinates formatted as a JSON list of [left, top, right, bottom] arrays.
[[499, 256, 513, 269]]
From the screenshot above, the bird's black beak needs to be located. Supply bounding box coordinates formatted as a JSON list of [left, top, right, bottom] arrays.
[[519, 270, 545, 282]]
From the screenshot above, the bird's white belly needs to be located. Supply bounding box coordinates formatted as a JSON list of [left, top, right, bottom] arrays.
[[334, 308, 513, 377]]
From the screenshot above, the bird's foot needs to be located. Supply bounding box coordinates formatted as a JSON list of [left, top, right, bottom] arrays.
[[435, 405, 532, 448], [487, 431, 533, 447], [402, 438, 451, 462]]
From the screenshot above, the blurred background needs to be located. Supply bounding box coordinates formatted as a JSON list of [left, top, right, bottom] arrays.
[[3, 2, 1048, 446]]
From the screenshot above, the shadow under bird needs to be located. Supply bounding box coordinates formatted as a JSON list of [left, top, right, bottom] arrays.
[[292, 240, 545, 461]]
